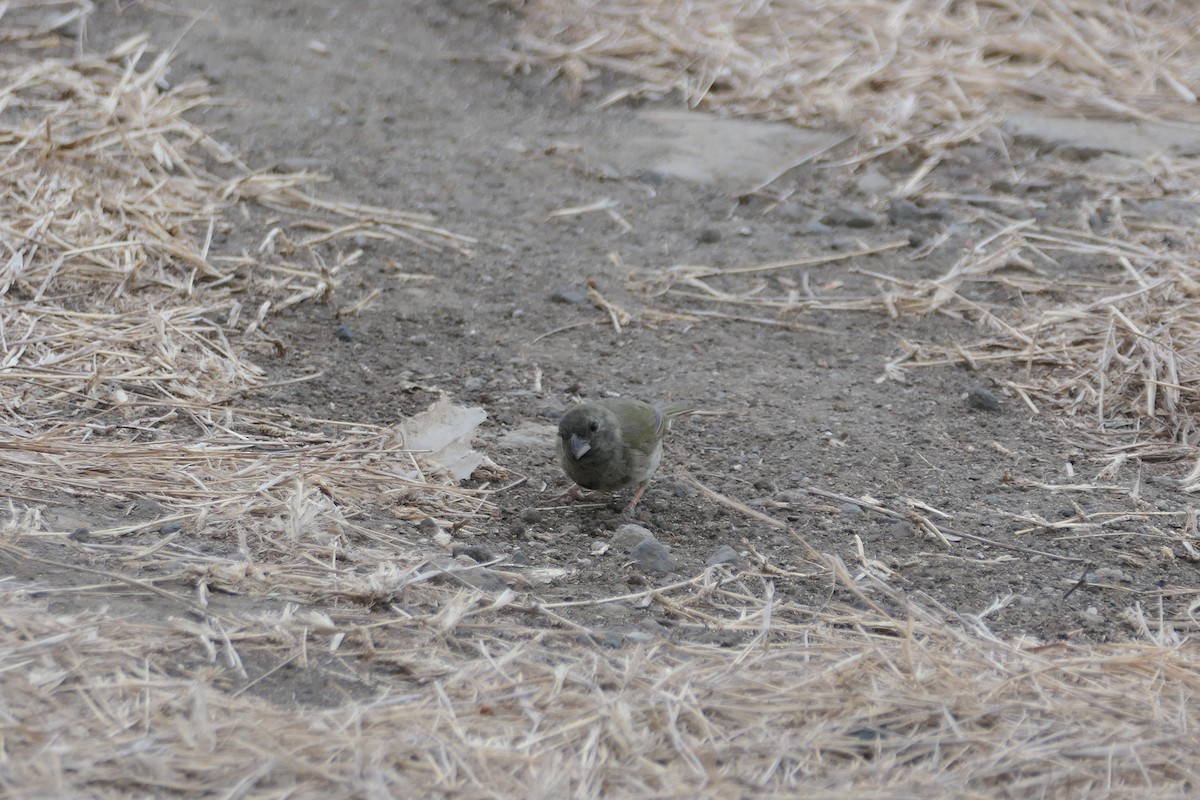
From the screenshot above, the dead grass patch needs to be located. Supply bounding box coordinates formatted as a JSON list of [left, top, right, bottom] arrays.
[[2, 3, 1200, 798], [511, 0, 1200, 472]]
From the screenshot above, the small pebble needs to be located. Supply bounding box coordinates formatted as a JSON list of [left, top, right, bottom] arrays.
[[966, 386, 1001, 412], [694, 630, 742, 647], [418, 518, 442, 535], [437, 567, 508, 592], [505, 549, 531, 566], [335, 325, 354, 342], [821, 204, 879, 228], [800, 219, 833, 236], [69, 527, 90, 543], [630, 539, 677, 574], [776, 201, 808, 222], [159, 522, 182, 535], [464, 376, 485, 392], [887, 198, 925, 226], [549, 287, 588, 305], [133, 498, 164, 516], [1093, 566, 1133, 584], [706, 545, 743, 568], [596, 631, 626, 648], [610, 523, 655, 552], [855, 168, 892, 196], [519, 507, 544, 525], [698, 226, 723, 244], [839, 502, 864, 516], [451, 545, 494, 563]]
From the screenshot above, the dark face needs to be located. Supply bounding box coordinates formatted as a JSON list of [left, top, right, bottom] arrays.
[[558, 405, 619, 462]]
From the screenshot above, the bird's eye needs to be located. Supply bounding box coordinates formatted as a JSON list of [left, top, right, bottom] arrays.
[[587, 420, 599, 433]]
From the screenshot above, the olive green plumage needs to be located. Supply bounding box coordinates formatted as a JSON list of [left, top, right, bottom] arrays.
[[556, 398, 695, 512]]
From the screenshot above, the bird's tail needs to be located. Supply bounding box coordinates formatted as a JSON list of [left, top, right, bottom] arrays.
[[657, 402, 699, 436]]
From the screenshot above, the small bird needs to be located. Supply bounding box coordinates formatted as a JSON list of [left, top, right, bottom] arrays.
[[556, 397, 695, 513]]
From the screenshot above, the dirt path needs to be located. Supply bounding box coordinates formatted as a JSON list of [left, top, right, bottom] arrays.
[[50, 0, 1190, 651]]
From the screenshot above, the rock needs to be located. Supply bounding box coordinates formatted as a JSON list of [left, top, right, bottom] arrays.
[[839, 502, 864, 516], [436, 567, 509, 593], [888, 521, 913, 538], [887, 198, 925, 226], [776, 201, 808, 222], [549, 287, 588, 305], [159, 522, 182, 535], [630, 539, 677, 573], [132, 498, 164, 517], [610, 523, 655, 552], [69, 527, 90, 543], [800, 219, 833, 236], [592, 630, 626, 648], [451, 545, 494, 563], [698, 226, 723, 244], [505, 549, 531, 566], [855, 168, 892, 196], [625, 629, 657, 644], [693, 629, 742, 647], [463, 376, 485, 392], [520, 507, 544, 525], [966, 386, 1001, 412], [821, 204, 878, 228], [335, 325, 354, 342], [706, 545, 743, 568], [1093, 566, 1133, 584]]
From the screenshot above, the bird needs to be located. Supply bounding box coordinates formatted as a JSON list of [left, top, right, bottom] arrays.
[[556, 397, 695, 513]]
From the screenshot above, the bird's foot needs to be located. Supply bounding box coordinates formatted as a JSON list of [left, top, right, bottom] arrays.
[[620, 481, 650, 516], [554, 485, 606, 505]]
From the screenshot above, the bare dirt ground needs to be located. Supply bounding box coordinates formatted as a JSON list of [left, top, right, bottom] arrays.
[[4, 1, 1200, 795], [64, 0, 1190, 639]]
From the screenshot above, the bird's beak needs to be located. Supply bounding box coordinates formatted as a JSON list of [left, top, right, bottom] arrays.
[[569, 433, 591, 460]]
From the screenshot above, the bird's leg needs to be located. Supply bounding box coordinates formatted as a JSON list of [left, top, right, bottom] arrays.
[[622, 481, 650, 515]]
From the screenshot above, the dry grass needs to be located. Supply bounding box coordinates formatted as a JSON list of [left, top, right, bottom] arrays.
[[2, 552, 1199, 799], [0, 6, 482, 529], [508, 0, 1200, 145], [2, 2, 1200, 798], [512, 0, 1200, 472]]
